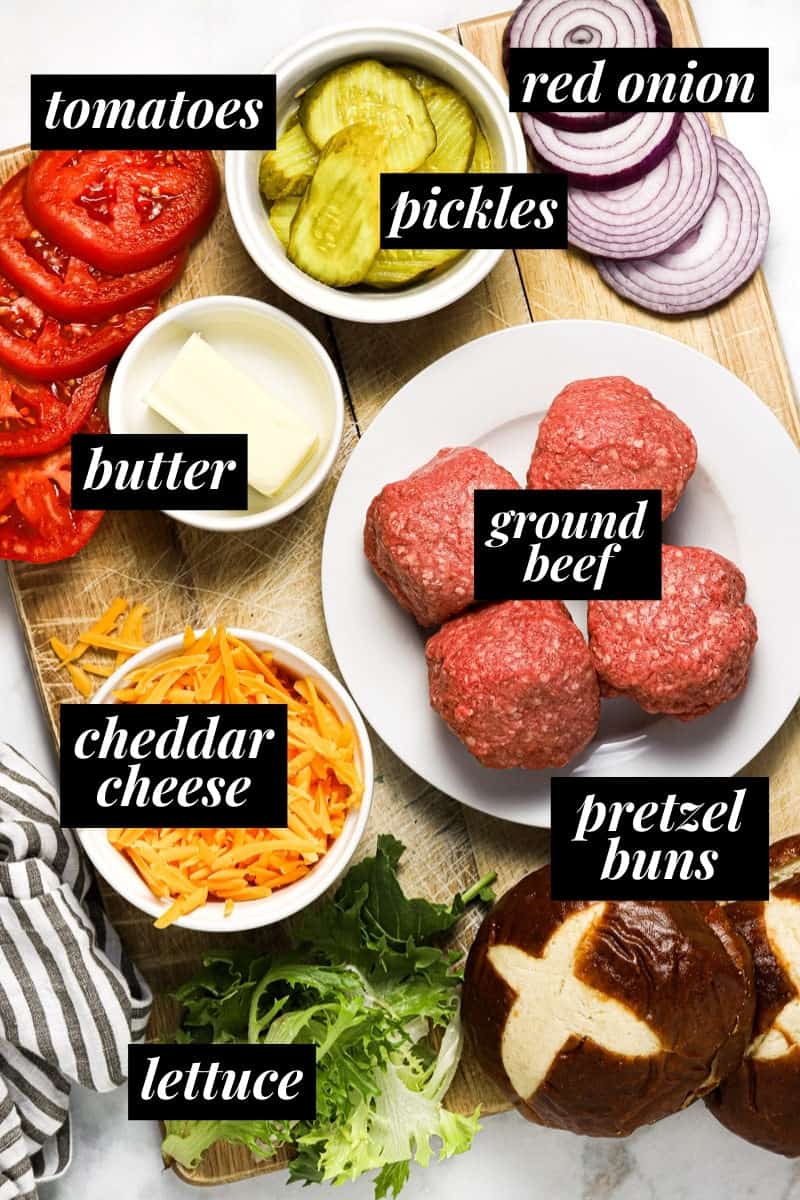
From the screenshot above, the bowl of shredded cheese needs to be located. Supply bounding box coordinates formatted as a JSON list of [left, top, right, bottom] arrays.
[[79, 625, 373, 932]]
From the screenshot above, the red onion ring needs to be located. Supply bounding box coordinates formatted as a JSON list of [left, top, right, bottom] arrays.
[[532, 110, 629, 132], [504, 0, 672, 132], [569, 113, 718, 257], [595, 138, 770, 314], [524, 110, 683, 190], [506, 0, 672, 51]]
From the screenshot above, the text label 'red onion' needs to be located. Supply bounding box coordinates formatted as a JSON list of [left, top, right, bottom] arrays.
[[380, 174, 568, 250], [507, 49, 769, 114], [59, 705, 288, 828], [550, 777, 770, 901], [31, 75, 277, 150]]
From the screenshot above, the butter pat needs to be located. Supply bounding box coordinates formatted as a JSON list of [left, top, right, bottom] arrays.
[[146, 333, 318, 498]]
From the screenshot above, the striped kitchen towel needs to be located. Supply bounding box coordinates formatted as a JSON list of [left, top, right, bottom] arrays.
[[0, 743, 152, 1198]]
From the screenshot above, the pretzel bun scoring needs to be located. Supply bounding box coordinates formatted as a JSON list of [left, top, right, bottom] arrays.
[[706, 836, 800, 1156], [462, 866, 754, 1137]]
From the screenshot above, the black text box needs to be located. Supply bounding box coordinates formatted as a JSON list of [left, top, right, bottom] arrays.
[[550, 777, 770, 901], [60, 705, 288, 828], [380, 173, 567, 250], [508, 48, 769, 113], [71, 433, 248, 511], [128, 1043, 315, 1120], [474, 489, 662, 601], [31, 74, 277, 150]]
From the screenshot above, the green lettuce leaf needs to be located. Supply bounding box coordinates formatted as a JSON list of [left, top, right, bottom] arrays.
[[162, 837, 494, 1197], [303, 1012, 480, 1186], [161, 1118, 285, 1169]]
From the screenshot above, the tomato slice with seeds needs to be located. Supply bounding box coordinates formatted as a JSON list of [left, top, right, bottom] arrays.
[[0, 170, 186, 322], [0, 405, 105, 563], [0, 270, 155, 380], [25, 150, 220, 273], [0, 362, 104, 457]]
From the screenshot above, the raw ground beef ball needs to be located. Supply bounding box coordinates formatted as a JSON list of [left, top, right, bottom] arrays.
[[426, 600, 600, 769], [364, 447, 519, 628], [527, 376, 697, 519], [588, 545, 758, 720]]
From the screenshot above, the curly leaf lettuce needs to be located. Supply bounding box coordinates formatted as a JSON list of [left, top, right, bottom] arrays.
[[306, 1014, 480, 1188], [161, 836, 493, 1196]]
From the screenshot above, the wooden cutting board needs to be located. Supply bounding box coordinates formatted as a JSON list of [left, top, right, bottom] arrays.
[[5, 3, 800, 1187]]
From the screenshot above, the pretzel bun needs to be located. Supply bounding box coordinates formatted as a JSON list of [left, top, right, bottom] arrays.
[[463, 866, 754, 1137], [706, 836, 800, 1156]]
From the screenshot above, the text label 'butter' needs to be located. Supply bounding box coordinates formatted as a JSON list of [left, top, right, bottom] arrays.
[[71, 433, 248, 511]]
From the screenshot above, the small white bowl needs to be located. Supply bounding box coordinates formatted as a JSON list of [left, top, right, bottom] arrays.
[[109, 296, 344, 532], [79, 629, 373, 932], [225, 21, 528, 324]]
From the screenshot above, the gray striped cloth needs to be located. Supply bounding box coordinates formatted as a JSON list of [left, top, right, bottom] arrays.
[[0, 743, 152, 1198]]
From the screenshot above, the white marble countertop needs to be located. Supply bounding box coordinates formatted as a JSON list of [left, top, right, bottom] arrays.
[[1, 0, 799, 1196]]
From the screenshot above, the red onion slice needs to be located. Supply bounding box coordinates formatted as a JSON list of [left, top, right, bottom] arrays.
[[503, 0, 671, 132], [532, 110, 629, 132], [506, 0, 672, 51], [569, 113, 718, 257], [595, 138, 770, 314], [524, 110, 683, 189]]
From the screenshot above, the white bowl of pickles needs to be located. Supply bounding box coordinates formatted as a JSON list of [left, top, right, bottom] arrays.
[[226, 21, 528, 323]]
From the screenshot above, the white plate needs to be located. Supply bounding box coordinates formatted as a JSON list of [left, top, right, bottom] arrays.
[[322, 320, 800, 827], [109, 295, 344, 532]]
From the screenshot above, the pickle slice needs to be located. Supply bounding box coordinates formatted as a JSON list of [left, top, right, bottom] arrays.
[[415, 83, 476, 173], [470, 128, 493, 173], [259, 122, 319, 200], [269, 195, 301, 248], [288, 124, 383, 287], [299, 60, 436, 171], [365, 247, 463, 289], [399, 66, 430, 92]]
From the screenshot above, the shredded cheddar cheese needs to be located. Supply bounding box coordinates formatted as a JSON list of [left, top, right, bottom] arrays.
[[106, 626, 363, 928], [50, 609, 361, 927], [66, 662, 93, 698], [50, 598, 150, 697]]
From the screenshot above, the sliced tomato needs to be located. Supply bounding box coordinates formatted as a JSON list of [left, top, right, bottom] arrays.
[[0, 361, 104, 457], [0, 170, 186, 322], [24, 150, 220, 273], [0, 270, 155, 380], [0, 406, 105, 563]]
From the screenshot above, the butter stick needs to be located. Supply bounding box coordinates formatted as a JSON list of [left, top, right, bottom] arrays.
[[146, 333, 318, 498]]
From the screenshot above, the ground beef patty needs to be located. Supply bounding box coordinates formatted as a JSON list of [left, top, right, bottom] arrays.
[[527, 376, 697, 519], [426, 600, 600, 769], [588, 545, 758, 720], [364, 447, 519, 628]]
